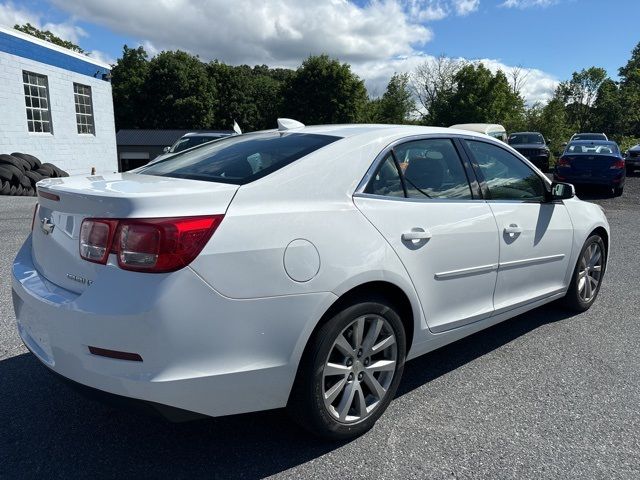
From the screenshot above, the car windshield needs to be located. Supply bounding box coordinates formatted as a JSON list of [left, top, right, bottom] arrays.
[[508, 133, 544, 145], [139, 131, 340, 185], [170, 135, 228, 153], [572, 133, 606, 141], [565, 141, 619, 155]]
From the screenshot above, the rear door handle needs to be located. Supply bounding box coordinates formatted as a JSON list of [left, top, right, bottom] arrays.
[[504, 224, 523, 235], [401, 228, 432, 241]]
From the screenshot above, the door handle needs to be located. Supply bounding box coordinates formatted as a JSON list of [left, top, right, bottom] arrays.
[[401, 228, 432, 241], [503, 224, 523, 235]]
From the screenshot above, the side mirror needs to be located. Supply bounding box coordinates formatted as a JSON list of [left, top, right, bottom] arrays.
[[163, 146, 171, 153], [546, 138, 552, 144], [550, 182, 575, 200]]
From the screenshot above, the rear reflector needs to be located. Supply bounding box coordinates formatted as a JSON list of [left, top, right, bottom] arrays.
[[79, 215, 224, 273], [38, 190, 60, 201], [88, 346, 143, 362], [80, 219, 119, 264]]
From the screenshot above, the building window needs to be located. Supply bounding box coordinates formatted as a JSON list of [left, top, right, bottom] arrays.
[[22, 71, 53, 133], [74, 83, 95, 134]]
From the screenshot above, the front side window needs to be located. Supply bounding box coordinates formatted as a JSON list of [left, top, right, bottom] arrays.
[[465, 140, 545, 201], [138, 132, 340, 185], [22, 71, 52, 133], [395, 139, 472, 199], [74, 83, 95, 134]]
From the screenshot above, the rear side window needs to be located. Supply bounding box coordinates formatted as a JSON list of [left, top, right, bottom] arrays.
[[139, 132, 340, 184], [395, 139, 472, 199]]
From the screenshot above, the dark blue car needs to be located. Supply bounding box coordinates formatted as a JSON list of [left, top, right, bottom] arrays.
[[554, 140, 626, 196]]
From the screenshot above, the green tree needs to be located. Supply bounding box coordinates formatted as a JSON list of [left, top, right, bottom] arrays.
[[592, 79, 623, 136], [14, 22, 85, 53], [412, 55, 466, 125], [618, 42, 640, 137], [282, 55, 368, 124], [539, 96, 573, 155], [111, 45, 150, 129], [374, 73, 414, 124], [557, 67, 608, 132], [144, 51, 216, 129], [432, 63, 525, 130]]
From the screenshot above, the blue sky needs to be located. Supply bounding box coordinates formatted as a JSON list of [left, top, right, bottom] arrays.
[[1, 0, 637, 103]]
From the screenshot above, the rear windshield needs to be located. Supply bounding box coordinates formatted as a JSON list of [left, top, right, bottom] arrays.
[[139, 132, 340, 184], [565, 141, 619, 155], [572, 134, 606, 141], [508, 133, 544, 145]]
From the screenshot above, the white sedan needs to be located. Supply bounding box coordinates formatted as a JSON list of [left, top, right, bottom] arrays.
[[12, 120, 609, 439]]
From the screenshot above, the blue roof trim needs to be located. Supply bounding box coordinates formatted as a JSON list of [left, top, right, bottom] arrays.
[[0, 30, 110, 80]]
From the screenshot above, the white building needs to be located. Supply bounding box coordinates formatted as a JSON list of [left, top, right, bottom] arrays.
[[0, 26, 117, 175]]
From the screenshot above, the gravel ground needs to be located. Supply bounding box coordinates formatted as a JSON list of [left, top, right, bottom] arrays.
[[1, 179, 639, 479]]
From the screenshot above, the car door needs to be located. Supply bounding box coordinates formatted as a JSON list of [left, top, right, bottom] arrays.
[[354, 137, 500, 333], [462, 139, 574, 313]]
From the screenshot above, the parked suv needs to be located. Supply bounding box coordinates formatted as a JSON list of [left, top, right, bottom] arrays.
[[508, 132, 551, 172]]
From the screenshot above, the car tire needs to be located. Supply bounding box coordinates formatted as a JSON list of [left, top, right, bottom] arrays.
[[41, 163, 60, 178], [11, 152, 41, 169], [0, 154, 27, 174], [614, 185, 624, 196], [560, 234, 606, 312], [288, 296, 407, 440], [24, 170, 43, 186]]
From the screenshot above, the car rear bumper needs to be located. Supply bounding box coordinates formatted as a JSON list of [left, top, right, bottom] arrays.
[[554, 172, 625, 187], [12, 236, 336, 418]]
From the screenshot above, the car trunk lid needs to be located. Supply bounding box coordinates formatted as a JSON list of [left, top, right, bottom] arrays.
[[563, 154, 621, 174], [32, 173, 238, 293]]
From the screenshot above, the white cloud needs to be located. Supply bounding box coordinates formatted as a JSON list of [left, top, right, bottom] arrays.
[[452, 0, 480, 15], [407, 0, 480, 21], [0, 1, 86, 45], [1, 0, 556, 105], [50, 0, 433, 66], [87, 49, 115, 66], [500, 0, 559, 8]]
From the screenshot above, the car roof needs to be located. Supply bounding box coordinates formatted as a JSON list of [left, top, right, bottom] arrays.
[[510, 131, 542, 135], [255, 123, 496, 141], [448, 123, 506, 133], [569, 140, 616, 144]]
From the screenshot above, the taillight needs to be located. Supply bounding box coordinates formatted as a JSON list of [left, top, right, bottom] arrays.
[[79, 215, 223, 273], [557, 156, 571, 167], [80, 219, 118, 264], [610, 159, 625, 169]]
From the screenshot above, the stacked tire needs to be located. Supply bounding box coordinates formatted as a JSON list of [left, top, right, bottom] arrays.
[[0, 153, 68, 196]]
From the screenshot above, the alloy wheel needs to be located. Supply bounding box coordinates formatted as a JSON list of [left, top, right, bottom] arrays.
[[321, 314, 397, 423], [578, 242, 603, 302]]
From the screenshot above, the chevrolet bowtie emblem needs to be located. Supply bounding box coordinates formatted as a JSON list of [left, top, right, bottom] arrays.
[[40, 217, 55, 235]]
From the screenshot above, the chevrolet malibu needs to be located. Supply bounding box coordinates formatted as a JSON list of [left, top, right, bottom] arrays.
[[12, 121, 609, 439]]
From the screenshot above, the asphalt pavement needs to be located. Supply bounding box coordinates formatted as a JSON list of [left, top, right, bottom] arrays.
[[1, 179, 639, 479]]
